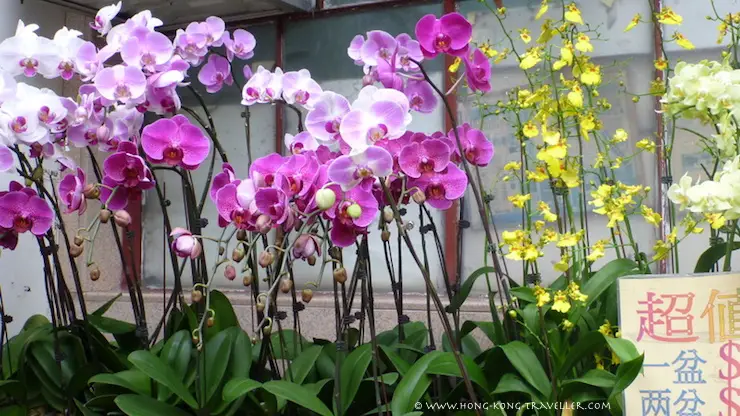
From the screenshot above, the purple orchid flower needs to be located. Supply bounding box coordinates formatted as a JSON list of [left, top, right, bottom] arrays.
[[145, 69, 185, 115], [170, 227, 202, 259], [348, 35, 365, 66], [408, 162, 467, 209], [398, 139, 450, 178], [174, 25, 208, 64], [305, 91, 350, 143], [100, 142, 155, 210], [375, 58, 403, 91], [285, 131, 319, 154], [58, 167, 87, 214], [328, 146, 393, 191], [292, 234, 321, 260], [198, 54, 233, 93], [210, 163, 240, 204], [141, 114, 211, 170], [243, 64, 253, 80], [394, 33, 424, 71], [121, 31, 174, 73], [0, 145, 13, 172], [0, 187, 53, 236], [275, 154, 320, 198], [224, 29, 256, 61], [324, 184, 379, 247], [94, 64, 147, 104], [404, 79, 437, 113], [51, 27, 85, 80], [216, 180, 261, 230], [255, 187, 291, 226], [448, 123, 494, 166], [74, 41, 115, 81], [0, 227, 18, 250], [360, 30, 397, 67], [415, 13, 472, 58], [464, 48, 491, 93], [339, 86, 410, 151], [241, 66, 283, 105], [249, 153, 285, 188], [90, 2, 122, 35], [282, 69, 322, 109]]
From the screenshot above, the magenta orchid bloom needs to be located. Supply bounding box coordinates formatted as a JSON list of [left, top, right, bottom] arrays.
[[275, 154, 320, 198], [409, 162, 467, 209], [94, 64, 147, 104], [305, 91, 350, 143], [0, 187, 53, 236], [448, 123, 494, 166], [360, 30, 397, 67], [325, 185, 379, 247], [58, 167, 87, 214], [328, 146, 393, 191], [255, 187, 291, 226], [285, 132, 319, 154], [464, 48, 491, 93], [348, 35, 365, 65], [121, 31, 174, 73], [415, 13, 472, 58], [210, 163, 240, 204], [249, 153, 285, 188], [224, 29, 256, 61], [292, 234, 321, 260], [394, 33, 424, 71], [141, 114, 211, 170], [198, 54, 233, 93], [404, 79, 437, 113], [398, 139, 450, 178], [174, 24, 208, 64], [340, 86, 411, 151], [282, 69, 322, 109], [170, 227, 202, 259], [216, 180, 260, 230], [100, 142, 155, 210]]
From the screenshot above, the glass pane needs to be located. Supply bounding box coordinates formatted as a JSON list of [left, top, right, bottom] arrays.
[[142, 23, 278, 288], [284, 3, 446, 292], [457, 0, 658, 289]]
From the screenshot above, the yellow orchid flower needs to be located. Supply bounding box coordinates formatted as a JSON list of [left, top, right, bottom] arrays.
[[508, 193, 531, 208], [565, 3, 584, 25], [673, 32, 695, 50], [519, 28, 532, 44], [657, 7, 683, 25], [636, 138, 656, 152], [575, 34, 593, 53], [624, 13, 641, 32], [535, 0, 548, 20], [552, 290, 571, 313]]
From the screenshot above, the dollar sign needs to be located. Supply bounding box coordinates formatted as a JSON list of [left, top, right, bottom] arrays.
[[720, 340, 740, 416]]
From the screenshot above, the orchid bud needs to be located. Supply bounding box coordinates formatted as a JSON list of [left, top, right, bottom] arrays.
[[242, 274, 253, 287], [382, 206, 394, 223], [232, 247, 246, 262], [259, 251, 274, 268], [381, 230, 391, 242], [279, 279, 293, 294], [218, 246, 225, 255], [98, 209, 112, 223], [73, 235, 84, 246], [508, 310, 517, 318], [236, 230, 247, 241], [262, 323, 272, 336], [69, 244, 84, 258], [315, 188, 336, 211], [170, 228, 202, 259], [89, 266, 101, 281], [207, 316, 215, 327], [412, 190, 426, 205], [191, 289, 203, 303], [256, 302, 265, 312], [307, 255, 317, 266], [347, 203, 362, 219], [83, 184, 100, 199], [333, 267, 347, 284], [255, 214, 272, 234], [113, 210, 131, 227], [362, 73, 375, 86], [224, 264, 237, 280], [302, 289, 314, 303], [96, 124, 110, 142]]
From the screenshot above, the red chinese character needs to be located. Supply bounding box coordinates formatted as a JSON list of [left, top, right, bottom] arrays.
[[637, 292, 698, 342]]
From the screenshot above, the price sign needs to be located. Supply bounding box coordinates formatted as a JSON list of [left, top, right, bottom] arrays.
[[618, 273, 740, 415]]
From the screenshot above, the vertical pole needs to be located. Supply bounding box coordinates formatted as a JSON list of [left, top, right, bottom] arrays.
[[275, 18, 285, 155], [443, 0, 459, 285]]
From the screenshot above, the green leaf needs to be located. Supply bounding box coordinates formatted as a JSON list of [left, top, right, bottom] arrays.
[[363, 372, 399, 385], [390, 351, 443, 415], [222, 377, 262, 403], [609, 354, 645, 415], [128, 350, 197, 408], [425, 352, 489, 391], [579, 259, 639, 313], [338, 343, 373, 414], [88, 314, 136, 334], [89, 370, 151, 396], [694, 242, 740, 272], [561, 369, 616, 401], [227, 329, 252, 379], [563, 369, 615, 388], [203, 328, 235, 404], [305, 378, 331, 396], [510, 286, 536, 304], [460, 321, 501, 345], [285, 345, 322, 385], [207, 290, 240, 336], [492, 373, 541, 399], [605, 337, 640, 363], [0, 405, 27, 416], [92, 294, 122, 316], [379, 345, 410, 376], [442, 332, 482, 359], [446, 266, 495, 313], [75, 398, 102, 416], [556, 331, 606, 379], [3, 324, 51, 378], [500, 341, 551, 400], [115, 394, 191, 416], [262, 380, 333, 416], [157, 329, 192, 401]]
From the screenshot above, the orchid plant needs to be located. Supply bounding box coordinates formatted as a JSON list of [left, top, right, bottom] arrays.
[[0, 0, 669, 415]]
